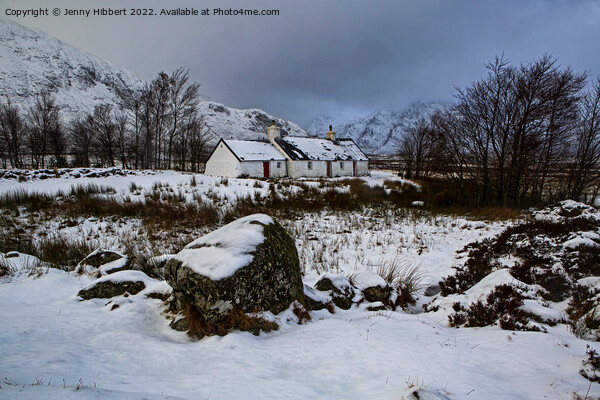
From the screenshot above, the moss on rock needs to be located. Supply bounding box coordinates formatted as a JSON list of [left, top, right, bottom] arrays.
[[165, 215, 303, 333]]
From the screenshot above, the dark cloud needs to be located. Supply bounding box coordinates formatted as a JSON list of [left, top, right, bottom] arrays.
[[4, 0, 600, 125]]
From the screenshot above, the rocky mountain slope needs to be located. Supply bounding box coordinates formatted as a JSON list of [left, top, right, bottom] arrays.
[[0, 17, 306, 142], [306, 101, 448, 154], [197, 101, 306, 141], [0, 17, 143, 120]]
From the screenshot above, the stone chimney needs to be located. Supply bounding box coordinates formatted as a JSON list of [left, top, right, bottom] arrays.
[[326, 125, 336, 141], [267, 120, 281, 144]]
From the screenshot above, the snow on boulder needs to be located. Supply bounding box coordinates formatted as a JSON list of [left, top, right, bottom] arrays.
[[352, 270, 391, 302], [164, 214, 303, 329], [314, 273, 356, 310], [78, 270, 151, 300], [75, 249, 131, 276]]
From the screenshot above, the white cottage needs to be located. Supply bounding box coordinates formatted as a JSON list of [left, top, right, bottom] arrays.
[[204, 123, 369, 178], [204, 139, 287, 178]]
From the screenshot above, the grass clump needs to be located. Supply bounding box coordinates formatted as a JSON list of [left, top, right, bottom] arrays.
[[183, 303, 279, 340], [374, 258, 426, 308], [38, 235, 98, 270], [68, 183, 116, 198], [0, 189, 55, 211]]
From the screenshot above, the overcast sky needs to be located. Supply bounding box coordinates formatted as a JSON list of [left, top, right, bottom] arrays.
[[2, 0, 600, 126]]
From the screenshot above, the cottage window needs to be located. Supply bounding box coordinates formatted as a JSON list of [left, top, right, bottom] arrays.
[[277, 162, 281, 169], [308, 161, 313, 170], [340, 162, 344, 169]]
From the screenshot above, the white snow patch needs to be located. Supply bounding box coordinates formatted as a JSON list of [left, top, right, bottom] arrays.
[[172, 214, 273, 280], [352, 270, 387, 289]]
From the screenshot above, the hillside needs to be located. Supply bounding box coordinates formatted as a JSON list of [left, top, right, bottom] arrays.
[[0, 17, 143, 120], [0, 17, 307, 143], [306, 101, 448, 154]]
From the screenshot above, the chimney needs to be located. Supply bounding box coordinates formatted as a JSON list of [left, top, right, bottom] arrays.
[[326, 125, 336, 141], [267, 120, 281, 144]]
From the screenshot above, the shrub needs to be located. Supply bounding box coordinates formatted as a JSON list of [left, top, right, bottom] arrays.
[[581, 345, 600, 382], [448, 284, 544, 331], [568, 285, 600, 340]]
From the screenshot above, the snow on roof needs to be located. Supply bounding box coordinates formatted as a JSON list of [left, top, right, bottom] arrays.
[[275, 137, 368, 161], [224, 139, 286, 161], [172, 214, 273, 281]]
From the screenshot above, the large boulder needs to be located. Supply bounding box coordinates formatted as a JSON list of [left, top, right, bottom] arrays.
[[165, 214, 303, 329]]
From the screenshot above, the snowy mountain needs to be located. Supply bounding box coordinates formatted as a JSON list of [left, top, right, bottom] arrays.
[[198, 101, 307, 142], [0, 17, 144, 120], [306, 101, 448, 155], [0, 17, 307, 142], [305, 112, 350, 139]]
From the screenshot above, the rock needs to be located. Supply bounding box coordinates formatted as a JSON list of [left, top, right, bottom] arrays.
[[367, 303, 387, 312], [424, 284, 441, 297], [363, 285, 391, 303], [315, 274, 356, 310], [143, 254, 173, 280], [165, 214, 303, 329], [303, 284, 328, 311], [76, 249, 131, 276], [170, 315, 189, 332], [353, 270, 391, 302], [78, 270, 149, 299]]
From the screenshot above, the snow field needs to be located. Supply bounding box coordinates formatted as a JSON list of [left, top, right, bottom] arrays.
[[0, 169, 598, 399]]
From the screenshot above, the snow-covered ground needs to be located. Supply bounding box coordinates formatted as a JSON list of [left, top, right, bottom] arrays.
[[0, 169, 598, 399]]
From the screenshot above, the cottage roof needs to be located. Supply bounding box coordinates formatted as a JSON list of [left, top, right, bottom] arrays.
[[275, 137, 368, 161], [222, 139, 286, 161]]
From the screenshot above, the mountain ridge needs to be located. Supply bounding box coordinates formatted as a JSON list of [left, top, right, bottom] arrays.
[[0, 17, 307, 143], [305, 101, 449, 154]]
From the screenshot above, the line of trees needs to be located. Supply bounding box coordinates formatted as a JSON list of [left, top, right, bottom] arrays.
[[399, 55, 600, 207], [0, 68, 212, 171]]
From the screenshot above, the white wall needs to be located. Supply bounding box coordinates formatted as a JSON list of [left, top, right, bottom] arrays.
[[355, 161, 369, 176], [332, 161, 354, 177], [205, 142, 241, 177], [290, 160, 369, 178], [290, 160, 327, 178], [239, 160, 287, 178], [269, 160, 288, 178]]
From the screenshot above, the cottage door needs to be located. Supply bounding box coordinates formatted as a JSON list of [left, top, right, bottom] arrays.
[[326, 161, 332, 178], [263, 161, 270, 178], [353, 161, 357, 176]]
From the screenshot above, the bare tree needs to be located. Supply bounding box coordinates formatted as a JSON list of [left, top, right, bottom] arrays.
[[0, 98, 25, 168], [27, 92, 61, 168], [398, 118, 433, 180], [69, 117, 93, 167], [87, 104, 117, 167], [567, 78, 600, 201], [167, 68, 200, 169], [430, 55, 590, 207]]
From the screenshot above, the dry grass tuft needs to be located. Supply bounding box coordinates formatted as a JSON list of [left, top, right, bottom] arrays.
[[292, 301, 312, 324], [38, 235, 97, 270], [373, 258, 426, 307], [184, 303, 279, 339]]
